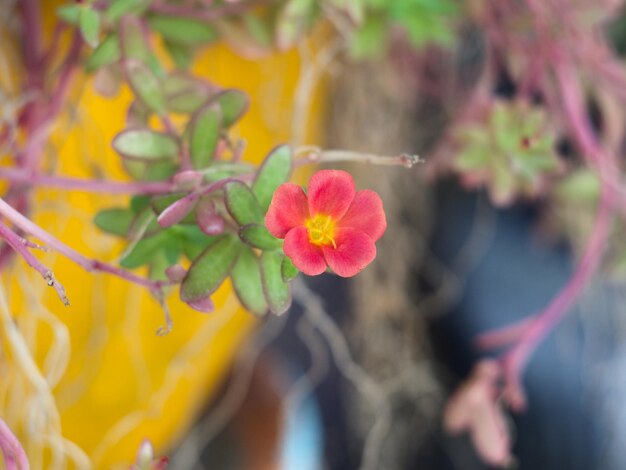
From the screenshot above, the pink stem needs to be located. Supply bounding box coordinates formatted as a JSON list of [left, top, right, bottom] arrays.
[[0, 222, 69, 305], [500, 195, 610, 409], [497, 53, 616, 410], [0, 168, 177, 195], [0, 419, 29, 470], [0, 198, 170, 292], [20, 0, 42, 79], [474, 315, 537, 351]]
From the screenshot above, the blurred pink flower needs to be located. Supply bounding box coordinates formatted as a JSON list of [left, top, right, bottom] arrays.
[[443, 360, 512, 467]]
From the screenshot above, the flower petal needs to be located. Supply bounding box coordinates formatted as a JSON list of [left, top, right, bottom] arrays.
[[265, 183, 309, 238], [322, 228, 376, 277], [307, 170, 355, 219], [283, 226, 327, 276], [338, 189, 386, 241]]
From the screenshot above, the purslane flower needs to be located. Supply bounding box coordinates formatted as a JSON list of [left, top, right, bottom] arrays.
[[265, 170, 386, 277]]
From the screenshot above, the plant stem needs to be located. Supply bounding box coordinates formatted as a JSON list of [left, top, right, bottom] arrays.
[[494, 48, 616, 410], [0, 198, 170, 293], [296, 147, 423, 168], [0, 168, 177, 195], [0, 221, 69, 305]]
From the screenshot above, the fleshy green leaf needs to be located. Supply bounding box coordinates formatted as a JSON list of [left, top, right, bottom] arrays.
[[126, 100, 151, 127], [555, 169, 600, 203], [276, 0, 317, 50], [94, 208, 135, 237], [131, 195, 152, 213], [114, 128, 178, 161], [148, 15, 218, 45], [125, 60, 167, 115], [85, 34, 120, 72], [224, 181, 262, 226], [106, 0, 150, 23], [212, 89, 249, 127], [188, 103, 222, 169], [119, 15, 149, 62], [120, 232, 169, 269], [180, 235, 241, 302], [349, 14, 388, 58], [164, 40, 195, 70], [252, 145, 292, 212], [163, 73, 212, 113], [281, 256, 299, 282], [79, 6, 101, 48], [57, 4, 80, 25], [260, 251, 291, 315], [243, 14, 273, 48], [231, 247, 268, 316], [179, 225, 217, 259], [238, 224, 282, 250]]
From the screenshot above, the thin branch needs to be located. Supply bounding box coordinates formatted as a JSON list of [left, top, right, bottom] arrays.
[[293, 280, 392, 470], [0, 221, 69, 305], [296, 146, 423, 168], [0, 197, 170, 293], [0, 168, 178, 195]]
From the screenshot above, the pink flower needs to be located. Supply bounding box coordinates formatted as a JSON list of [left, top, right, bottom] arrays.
[[444, 360, 512, 467], [265, 170, 386, 277]]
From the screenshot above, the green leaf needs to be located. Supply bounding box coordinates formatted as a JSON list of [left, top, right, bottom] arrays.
[[94, 208, 134, 237], [114, 128, 178, 161], [276, 0, 317, 49], [179, 225, 217, 259], [163, 74, 212, 113], [131, 195, 152, 213], [187, 103, 222, 169], [224, 181, 262, 226], [106, 0, 150, 23], [252, 145, 292, 212], [148, 250, 171, 281], [125, 60, 167, 115], [164, 40, 194, 70], [120, 232, 169, 269], [349, 14, 388, 58], [127, 100, 151, 126], [281, 256, 299, 282], [143, 161, 179, 181], [85, 34, 120, 72], [119, 15, 149, 62], [212, 89, 249, 127], [260, 251, 291, 315], [243, 14, 273, 48], [181, 235, 241, 302], [148, 15, 218, 45], [57, 4, 80, 25], [231, 247, 268, 316], [79, 6, 101, 48], [238, 224, 282, 250], [555, 170, 600, 203]]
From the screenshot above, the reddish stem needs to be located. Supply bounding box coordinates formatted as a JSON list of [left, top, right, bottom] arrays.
[[0, 198, 170, 293], [0, 168, 177, 195], [0, 221, 69, 305]]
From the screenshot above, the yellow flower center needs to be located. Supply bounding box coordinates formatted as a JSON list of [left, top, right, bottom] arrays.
[[305, 214, 337, 248]]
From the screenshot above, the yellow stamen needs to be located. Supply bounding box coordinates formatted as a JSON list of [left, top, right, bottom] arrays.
[[305, 214, 337, 248]]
